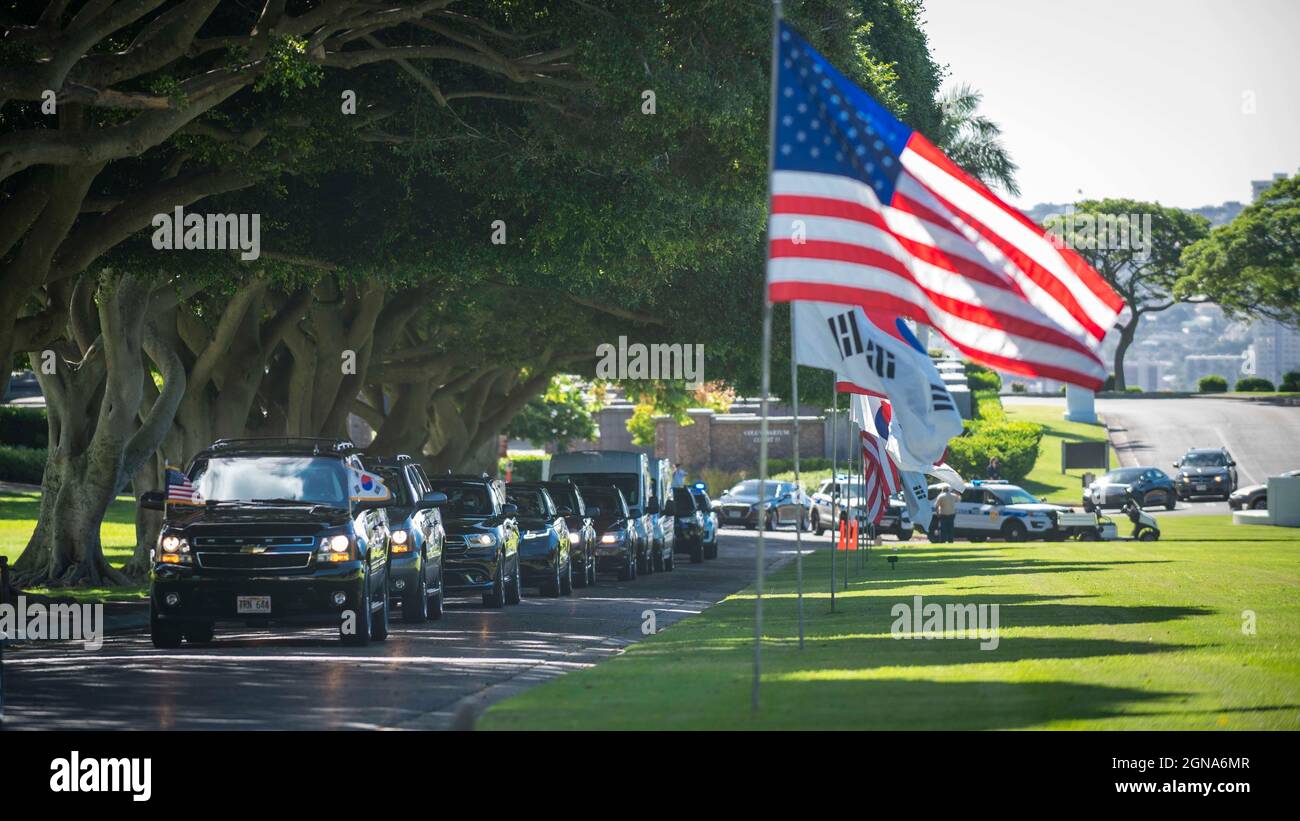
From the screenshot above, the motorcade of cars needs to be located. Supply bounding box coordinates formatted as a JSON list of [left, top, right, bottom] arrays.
[[687, 483, 719, 559], [363, 454, 448, 622], [426, 475, 522, 608], [716, 479, 809, 530], [505, 482, 573, 597], [929, 480, 1071, 542], [1083, 467, 1177, 511], [650, 458, 677, 571], [140, 437, 395, 647], [548, 450, 658, 575], [1173, 448, 1239, 500], [667, 489, 706, 563], [809, 475, 912, 540], [1229, 469, 1300, 510], [538, 480, 599, 586], [579, 484, 639, 581]]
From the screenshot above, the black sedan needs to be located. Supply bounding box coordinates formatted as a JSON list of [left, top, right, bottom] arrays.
[[540, 481, 599, 587], [1083, 467, 1177, 511], [1229, 469, 1300, 510], [506, 483, 573, 597]]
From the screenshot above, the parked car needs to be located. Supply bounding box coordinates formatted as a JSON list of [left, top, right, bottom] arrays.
[[506, 482, 573, 597], [427, 475, 522, 608], [539, 480, 599, 586], [1173, 448, 1238, 500], [688, 484, 720, 559], [1229, 469, 1300, 510], [931, 480, 1071, 542], [810, 476, 912, 540], [549, 450, 656, 575], [649, 458, 676, 570], [668, 489, 706, 563], [364, 454, 448, 622], [141, 437, 394, 647], [717, 479, 809, 530], [579, 485, 639, 581], [1083, 467, 1177, 511]]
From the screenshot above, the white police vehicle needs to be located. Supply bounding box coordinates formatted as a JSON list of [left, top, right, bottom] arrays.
[[928, 480, 1070, 542]]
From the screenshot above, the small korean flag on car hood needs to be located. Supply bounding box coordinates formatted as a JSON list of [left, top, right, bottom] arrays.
[[349, 468, 391, 502]]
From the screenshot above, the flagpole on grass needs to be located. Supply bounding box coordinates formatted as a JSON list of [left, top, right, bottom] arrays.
[[829, 391, 837, 613], [753, 0, 784, 715], [791, 309, 805, 650]]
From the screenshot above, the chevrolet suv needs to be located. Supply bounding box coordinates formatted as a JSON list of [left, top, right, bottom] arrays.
[[141, 438, 394, 648]]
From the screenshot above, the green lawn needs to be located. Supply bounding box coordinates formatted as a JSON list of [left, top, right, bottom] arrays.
[[480, 515, 1300, 730], [1003, 403, 1116, 504], [0, 490, 146, 600]]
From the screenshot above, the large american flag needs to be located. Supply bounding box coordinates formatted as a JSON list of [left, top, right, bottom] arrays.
[[767, 22, 1125, 389]]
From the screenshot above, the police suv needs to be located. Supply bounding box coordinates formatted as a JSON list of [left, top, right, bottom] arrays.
[[929, 480, 1070, 542]]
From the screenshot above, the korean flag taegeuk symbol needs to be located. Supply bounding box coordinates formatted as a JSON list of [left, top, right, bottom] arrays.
[[349, 468, 391, 502]]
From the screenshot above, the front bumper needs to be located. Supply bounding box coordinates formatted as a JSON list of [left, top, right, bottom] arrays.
[[388, 552, 422, 595], [1176, 478, 1227, 497], [518, 538, 560, 585], [150, 563, 365, 625], [443, 546, 502, 592]]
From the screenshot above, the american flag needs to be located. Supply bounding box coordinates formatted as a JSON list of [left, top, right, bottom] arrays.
[[849, 392, 900, 526], [165, 466, 201, 505], [767, 22, 1125, 390]]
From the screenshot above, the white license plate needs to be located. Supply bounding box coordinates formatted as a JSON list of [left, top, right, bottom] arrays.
[[236, 595, 271, 614], [1195, 484, 1207, 492], [728, 511, 742, 518]]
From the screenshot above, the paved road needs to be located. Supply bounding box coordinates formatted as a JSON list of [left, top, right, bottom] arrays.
[[1006, 395, 1300, 514], [1, 528, 824, 730]]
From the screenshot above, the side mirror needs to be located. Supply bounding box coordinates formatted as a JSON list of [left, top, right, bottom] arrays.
[[1172, 461, 1180, 468], [501, 503, 518, 516], [1228, 460, 1236, 467], [140, 490, 166, 511], [422, 491, 448, 508], [586, 506, 601, 518]]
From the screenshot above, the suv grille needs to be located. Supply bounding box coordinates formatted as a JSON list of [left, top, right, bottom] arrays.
[[192, 535, 317, 571]]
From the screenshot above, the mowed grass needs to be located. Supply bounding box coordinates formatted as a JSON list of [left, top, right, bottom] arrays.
[[0, 490, 146, 601], [1003, 402, 1117, 504], [480, 515, 1300, 730]]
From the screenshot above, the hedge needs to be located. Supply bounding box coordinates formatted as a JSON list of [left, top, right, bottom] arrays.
[[1282, 371, 1300, 393], [1198, 375, 1228, 393], [972, 389, 1005, 421], [0, 445, 46, 484], [965, 362, 1002, 393], [767, 456, 832, 475], [0, 406, 48, 448], [501, 454, 546, 481], [945, 421, 1043, 483], [1234, 377, 1275, 392]]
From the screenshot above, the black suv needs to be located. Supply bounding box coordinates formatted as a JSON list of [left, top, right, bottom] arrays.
[[668, 490, 706, 564], [428, 475, 522, 607], [1173, 448, 1238, 500], [142, 438, 394, 647], [506, 482, 573, 597], [540, 481, 599, 587], [579, 485, 638, 581], [364, 454, 448, 622]]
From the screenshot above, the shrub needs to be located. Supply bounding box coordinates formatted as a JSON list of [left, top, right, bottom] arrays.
[[1198, 374, 1228, 393], [1234, 376, 1275, 392], [0, 406, 47, 448], [1281, 371, 1300, 393], [1125, 385, 1143, 393], [945, 420, 1043, 483], [0, 445, 46, 484], [972, 389, 1005, 421], [767, 457, 831, 475], [965, 361, 1002, 392], [500, 453, 546, 481], [1011, 382, 1026, 393]]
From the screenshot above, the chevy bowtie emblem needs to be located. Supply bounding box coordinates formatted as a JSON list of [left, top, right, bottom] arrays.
[[240, 545, 267, 554]]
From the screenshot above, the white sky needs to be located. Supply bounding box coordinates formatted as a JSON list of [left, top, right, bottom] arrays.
[[920, 0, 1300, 207]]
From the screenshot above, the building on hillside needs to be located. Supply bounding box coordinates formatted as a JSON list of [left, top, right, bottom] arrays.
[[1184, 354, 1245, 389], [1123, 359, 1169, 393], [1251, 319, 1300, 388]]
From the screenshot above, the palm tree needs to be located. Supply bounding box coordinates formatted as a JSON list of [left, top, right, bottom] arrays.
[[935, 84, 1021, 197]]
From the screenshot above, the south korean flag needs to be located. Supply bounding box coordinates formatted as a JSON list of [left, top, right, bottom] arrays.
[[795, 302, 964, 467]]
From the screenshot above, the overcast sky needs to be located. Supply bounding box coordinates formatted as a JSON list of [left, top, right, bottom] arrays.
[[920, 0, 1300, 208]]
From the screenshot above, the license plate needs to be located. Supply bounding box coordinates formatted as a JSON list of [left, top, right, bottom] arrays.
[[728, 511, 742, 519], [1195, 484, 1207, 492], [236, 595, 271, 614]]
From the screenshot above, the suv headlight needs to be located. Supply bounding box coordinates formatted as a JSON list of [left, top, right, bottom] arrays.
[[317, 532, 354, 562], [599, 531, 624, 544], [568, 532, 582, 546], [465, 533, 497, 547], [390, 529, 411, 553], [157, 532, 191, 565]]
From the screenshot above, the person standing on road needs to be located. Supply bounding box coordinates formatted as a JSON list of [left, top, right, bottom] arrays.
[[934, 484, 959, 543]]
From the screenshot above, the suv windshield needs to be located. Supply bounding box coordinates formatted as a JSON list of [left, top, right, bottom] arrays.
[[372, 467, 413, 506], [990, 486, 1040, 506], [507, 488, 550, 518], [1182, 452, 1228, 467], [428, 482, 492, 517], [580, 486, 625, 517], [193, 456, 349, 506], [556, 473, 640, 506], [547, 485, 582, 514]]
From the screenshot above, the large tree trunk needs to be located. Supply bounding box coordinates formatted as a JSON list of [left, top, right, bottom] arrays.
[[1111, 314, 1140, 392]]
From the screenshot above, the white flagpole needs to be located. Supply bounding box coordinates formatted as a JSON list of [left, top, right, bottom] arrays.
[[829, 390, 837, 612], [791, 309, 804, 650], [754, 0, 783, 715]]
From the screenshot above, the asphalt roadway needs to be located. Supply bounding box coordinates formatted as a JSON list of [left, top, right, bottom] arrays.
[[1, 528, 821, 730], [1006, 395, 1300, 514]]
